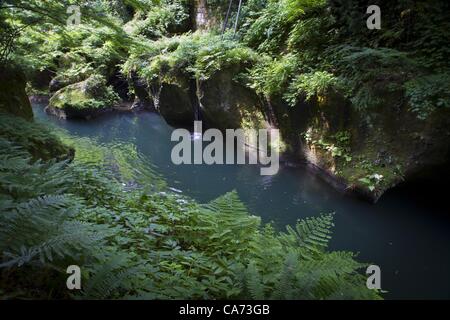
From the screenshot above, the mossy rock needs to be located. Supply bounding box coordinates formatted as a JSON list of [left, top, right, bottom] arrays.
[[49, 73, 86, 93], [156, 66, 270, 130], [0, 66, 33, 120], [49, 62, 94, 93], [295, 90, 450, 202], [159, 82, 195, 127], [199, 66, 268, 130], [129, 72, 196, 126], [0, 67, 72, 161], [47, 74, 119, 119]]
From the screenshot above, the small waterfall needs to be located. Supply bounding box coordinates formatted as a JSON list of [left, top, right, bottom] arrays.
[[193, 78, 203, 121]]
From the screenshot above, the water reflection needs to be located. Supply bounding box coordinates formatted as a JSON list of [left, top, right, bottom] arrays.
[[33, 105, 450, 299]]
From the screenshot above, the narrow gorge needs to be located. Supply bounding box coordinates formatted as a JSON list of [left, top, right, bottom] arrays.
[[1, 0, 449, 300]]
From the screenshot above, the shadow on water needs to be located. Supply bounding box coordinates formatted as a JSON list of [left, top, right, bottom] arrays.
[[33, 105, 450, 299]]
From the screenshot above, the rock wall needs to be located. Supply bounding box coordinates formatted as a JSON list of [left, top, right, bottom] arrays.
[[270, 91, 450, 202], [132, 65, 269, 132], [199, 66, 268, 130]]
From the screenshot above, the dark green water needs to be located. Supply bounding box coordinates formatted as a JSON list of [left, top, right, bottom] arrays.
[[33, 104, 450, 299]]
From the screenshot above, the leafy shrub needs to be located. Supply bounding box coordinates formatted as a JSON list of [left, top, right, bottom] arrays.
[[285, 71, 342, 106], [287, 15, 335, 52], [124, 0, 190, 39], [246, 54, 298, 98], [330, 46, 414, 110], [0, 113, 73, 161], [122, 33, 258, 85]]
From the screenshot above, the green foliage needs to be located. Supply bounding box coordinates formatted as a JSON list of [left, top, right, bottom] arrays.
[[303, 129, 353, 162], [287, 15, 335, 52], [408, 4, 450, 71], [285, 71, 342, 106], [18, 24, 129, 86], [243, 0, 326, 54], [0, 113, 381, 300], [358, 174, 384, 192], [405, 73, 450, 120], [99, 0, 133, 22], [49, 73, 120, 110], [0, 113, 73, 160], [6, 0, 448, 120], [122, 32, 258, 86], [326, 46, 414, 110], [125, 0, 190, 39], [3, 1, 447, 300], [0, 0, 133, 68], [235, 213, 379, 299], [246, 54, 298, 98], [241, 0, 449, 118]]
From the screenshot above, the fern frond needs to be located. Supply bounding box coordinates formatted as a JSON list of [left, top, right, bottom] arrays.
[[279, 213, 334, 259], [243, 261, 265, 300], [80, 253, 147, 299], [270, 252, 298, 299]]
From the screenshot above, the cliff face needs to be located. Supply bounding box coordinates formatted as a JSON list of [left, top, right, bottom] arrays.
[[132, 65, 269, 132], [270, 91, 450, 202]]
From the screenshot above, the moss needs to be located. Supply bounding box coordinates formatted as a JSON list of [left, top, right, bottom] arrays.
[[49, 66, 93, 93], [47, 74, 120, 119], [325, 126, 409, 201], [338, 160, 402, 191], [297, 91, 418, 201]]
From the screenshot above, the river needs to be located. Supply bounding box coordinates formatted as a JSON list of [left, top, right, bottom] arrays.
[[32, 104, 450, 299]]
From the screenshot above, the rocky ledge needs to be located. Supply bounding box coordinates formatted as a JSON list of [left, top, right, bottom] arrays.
[[46, 74, 120, 120]]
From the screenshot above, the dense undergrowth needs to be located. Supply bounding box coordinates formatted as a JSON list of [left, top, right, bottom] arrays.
[[3, 0, 448, 119], [240, 0, 449, 118], [48, 73, 120, 111], [0, 113, 380, 299]]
